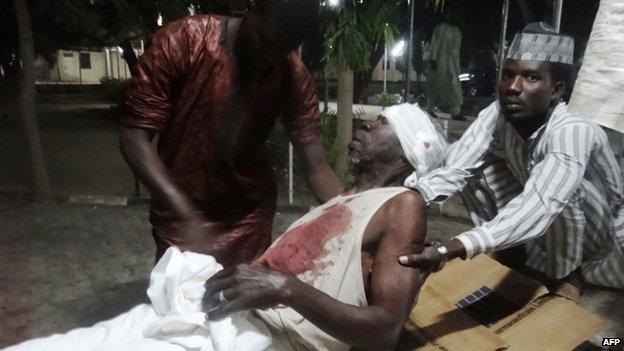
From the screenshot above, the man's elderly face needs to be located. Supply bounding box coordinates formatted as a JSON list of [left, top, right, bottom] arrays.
[[348, 116, 404, 167]]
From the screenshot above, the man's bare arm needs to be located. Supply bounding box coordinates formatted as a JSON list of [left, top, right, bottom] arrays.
[[120, 127, 198, 219], [120, 126, 210, 251], [295, 140, 344, 203], [204, 191, 426, 350]]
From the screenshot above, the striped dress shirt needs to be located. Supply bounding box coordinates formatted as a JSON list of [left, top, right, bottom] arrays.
[[413, 101, 624, 288]]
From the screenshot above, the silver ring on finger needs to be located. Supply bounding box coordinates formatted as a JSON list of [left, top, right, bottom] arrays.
[[218, 290, 228, 304]]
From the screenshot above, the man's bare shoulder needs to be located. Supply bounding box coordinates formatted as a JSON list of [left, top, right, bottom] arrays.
[[363, 189, 426, 247], [385, 189, 426, 217], [382, 190, 426, 243]]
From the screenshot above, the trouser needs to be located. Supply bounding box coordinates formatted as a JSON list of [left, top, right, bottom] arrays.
[[458, 154, 624, 289]]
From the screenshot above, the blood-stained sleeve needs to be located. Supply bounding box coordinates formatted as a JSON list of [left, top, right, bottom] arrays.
[[122, 19, 191, 130], [281, 53, 321, 145]]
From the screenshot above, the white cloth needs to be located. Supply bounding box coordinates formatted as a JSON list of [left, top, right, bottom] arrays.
[[381, 103, 448, 187], [4, 247, 272, 351], [569, 0, 624, 133]]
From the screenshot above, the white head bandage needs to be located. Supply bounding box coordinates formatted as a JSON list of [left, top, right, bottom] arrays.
[[381, 103, 448, 184]]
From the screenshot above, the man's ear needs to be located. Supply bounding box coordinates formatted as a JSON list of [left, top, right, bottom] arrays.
[[400, 154, 413, 172], [551, 80, 566, 104]]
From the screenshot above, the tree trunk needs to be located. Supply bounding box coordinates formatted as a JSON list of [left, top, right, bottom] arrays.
[[13, 0, 51, 201], [119, 40, 139, 77], [333, 42, 354, 179], [323, 71, 329, 113]]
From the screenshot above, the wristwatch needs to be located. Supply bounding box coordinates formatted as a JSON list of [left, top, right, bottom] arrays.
[[431, 241, 450, 272]]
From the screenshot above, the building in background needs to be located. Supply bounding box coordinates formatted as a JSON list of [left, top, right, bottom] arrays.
[[36, 41, 144, 85]]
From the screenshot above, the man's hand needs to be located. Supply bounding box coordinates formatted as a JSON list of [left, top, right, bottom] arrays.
[[398, 239, 467, 272], [202, 264, 293, 320], [175, 219, 231, 263], [179, 219, 211, 249], [398, 246, 442, 273]]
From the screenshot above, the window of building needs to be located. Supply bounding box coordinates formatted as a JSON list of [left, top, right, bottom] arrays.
[[79, 53, 91, 69]]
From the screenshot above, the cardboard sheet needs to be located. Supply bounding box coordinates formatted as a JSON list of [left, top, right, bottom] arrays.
[[403, 255, 603, 351]]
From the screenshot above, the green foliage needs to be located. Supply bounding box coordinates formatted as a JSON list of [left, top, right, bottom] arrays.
[[100, 77, 130, 103], [37, 0, 248, 52], [267, 111, 339, 175], [323, 0, 401, 74], [266, 112, 355, 203], [323, 0, 445, 74], [54, 0, 159, 46], [320, 111, 339, 164], [370, 91, 401, 106], [319, 111, 355, 187]]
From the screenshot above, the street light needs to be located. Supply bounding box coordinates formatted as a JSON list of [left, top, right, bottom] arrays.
[[383, 40, 405, 95], [391, 40, 406, 57], [383, 44, 388, 93]]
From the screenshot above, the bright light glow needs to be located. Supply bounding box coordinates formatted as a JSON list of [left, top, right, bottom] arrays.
[[458, 73, 473, 81], [157, 13, 163, 27], [328, 0, 340, 7], [390, 40, 405, 57], [117, 46, 124, 54]]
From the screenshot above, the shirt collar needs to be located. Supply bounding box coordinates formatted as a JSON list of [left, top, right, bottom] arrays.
[[499, 101, 568, 143], [530, 102, 568, 142]]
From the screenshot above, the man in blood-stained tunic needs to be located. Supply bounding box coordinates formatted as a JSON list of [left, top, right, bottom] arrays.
[[120, 0, 342, 266]]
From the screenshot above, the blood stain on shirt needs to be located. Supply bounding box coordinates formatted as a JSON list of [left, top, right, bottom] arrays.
[[253, 203, 352, 276]]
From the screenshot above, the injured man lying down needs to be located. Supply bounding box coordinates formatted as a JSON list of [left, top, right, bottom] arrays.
[[7, 104, 448, 351]]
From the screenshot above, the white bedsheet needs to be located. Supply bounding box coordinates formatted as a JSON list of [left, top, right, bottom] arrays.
[[569, 0, 624, 133], [4, 247, 272, 351]]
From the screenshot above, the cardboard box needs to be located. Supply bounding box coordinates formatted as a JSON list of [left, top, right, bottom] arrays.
[[402, 255, 604, 351]]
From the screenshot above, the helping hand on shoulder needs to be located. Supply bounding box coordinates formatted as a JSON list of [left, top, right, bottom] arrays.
[[398, 238, 467, 273]]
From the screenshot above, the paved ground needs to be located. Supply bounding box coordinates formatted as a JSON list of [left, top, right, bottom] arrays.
[[0, 101, 136, 197], [0, 200, 622, 350]]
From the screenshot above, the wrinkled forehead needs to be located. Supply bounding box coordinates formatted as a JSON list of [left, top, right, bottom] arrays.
[[377, 116, 402, 143], [503, 59, 551, 74]]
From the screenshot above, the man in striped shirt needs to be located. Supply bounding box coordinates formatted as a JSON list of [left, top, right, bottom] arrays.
[[398, 22, 624, 292]]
